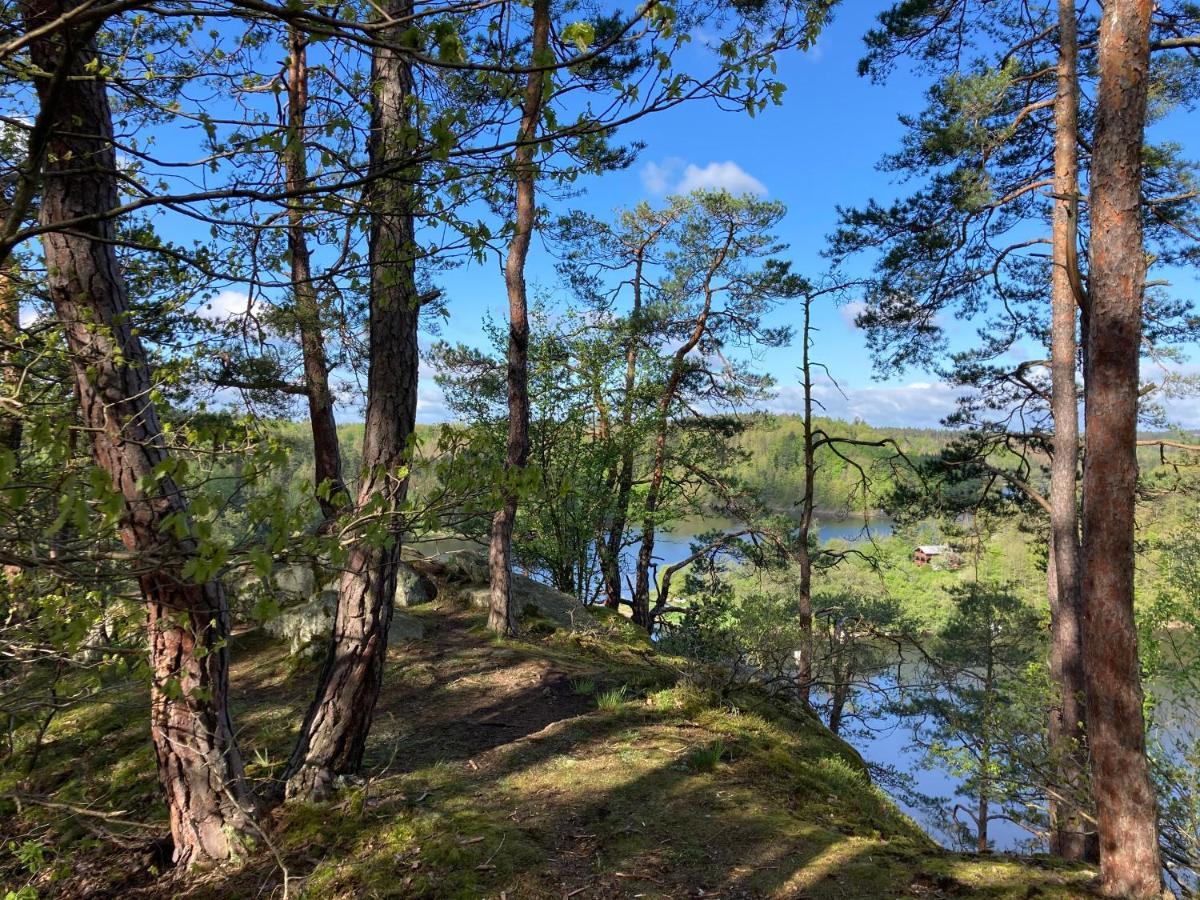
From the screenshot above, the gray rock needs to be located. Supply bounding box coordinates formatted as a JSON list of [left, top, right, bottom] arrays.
[[265, 590, 426, 656], [262, 548, 589, 655], [263, 590, 337, 656], [395, 561, 435, 607], [273, 563, 316, 600], [432, 549, 595, 632]]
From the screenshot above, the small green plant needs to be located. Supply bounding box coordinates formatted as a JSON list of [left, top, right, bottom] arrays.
[[570, 677, 596, 696], [595, 685, 628, 710], [686, 740, 728, 772]]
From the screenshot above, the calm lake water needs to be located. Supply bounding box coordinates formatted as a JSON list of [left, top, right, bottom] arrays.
[[655, 513, 894, 560]]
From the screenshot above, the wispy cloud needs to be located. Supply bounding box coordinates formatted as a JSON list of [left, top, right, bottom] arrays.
[[838, 301, 866, 330], [198, 289, 256, 321], [768, 377, 964, 429], [641, 158, 767, 197]]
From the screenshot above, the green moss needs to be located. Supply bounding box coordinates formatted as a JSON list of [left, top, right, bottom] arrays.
[[3, 607, 1097, 899]]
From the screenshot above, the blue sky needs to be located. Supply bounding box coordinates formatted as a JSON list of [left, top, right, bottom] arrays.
[[417, 2, 1200, 429], [422, 3, 950, 426], [79, 2, 1196, 430]]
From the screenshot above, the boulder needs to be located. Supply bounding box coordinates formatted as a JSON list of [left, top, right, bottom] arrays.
[[264, 589, 426, 656], [262, 549, 591, 655], [396, 562, 436, 607], [263, 590, 337, 657], [430, 549, 595, 632], [273, 563, 316, 601]]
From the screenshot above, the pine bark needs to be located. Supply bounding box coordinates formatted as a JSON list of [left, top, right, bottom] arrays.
[[1082, 0, 1162, 894], [286, 26, 345, 520], [285, 2, 419, 800], [1047, 0, 1097, 863], [0, 257, 20, 453], [23, 0, 253, 864], [488, 0, 550, 636]]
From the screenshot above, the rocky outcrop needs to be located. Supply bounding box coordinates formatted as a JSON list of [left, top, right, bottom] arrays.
[[408, 549, 596, 633], [262, 548, 593, 655], [262, 587, 428, 657]]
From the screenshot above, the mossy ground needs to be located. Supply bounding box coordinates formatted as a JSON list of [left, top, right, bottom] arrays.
[[1, 602, 1096, 898]]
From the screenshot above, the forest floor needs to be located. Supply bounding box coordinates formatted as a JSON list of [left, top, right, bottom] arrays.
[[2, 600, 1099, 899]]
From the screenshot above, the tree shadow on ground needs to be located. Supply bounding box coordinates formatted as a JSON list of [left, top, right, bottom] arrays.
[[45, 606, 1095, 899]]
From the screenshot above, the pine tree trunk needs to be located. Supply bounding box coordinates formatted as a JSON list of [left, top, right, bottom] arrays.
[[488, 0, 550, 636], [795, 292, 816, 707], [286, 26, 345, 520], [285, 2, 419, 800], [632, 429, 668, 630], [0, 256, 20, 453], [599, 249, 648, 610], [630, 248, 723, 630], [828, 645, 850, 736], [23, 0, 253, 864], [1082, 1, 1162, 894], [1047, 0, 1097, 863], [976, 777, 989, 853]]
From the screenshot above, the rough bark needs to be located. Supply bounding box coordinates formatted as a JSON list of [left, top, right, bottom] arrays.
[[23, 0, 253, 864], [1082, 1, 1162, 894], [286, 26, 345, 521], [1047, 0, 1097, 863], [285, 2, 419, 800], [0, 257, 20, 453], [488, 0, 550, 636]]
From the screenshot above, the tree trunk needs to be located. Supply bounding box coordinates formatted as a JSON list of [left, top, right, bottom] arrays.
[[0, 256, 20, 453], [632, 428, 668, 630], [795, 292, 816, 707], [1082, 1, 1162, 894], [598, 246, 649, 610], [828, 642, 850, 736], [1047, 0, 1097, 863], [286, 26, 345, 521], [631, 230, 729, 630], [976, 774, 989, 853], [24, 0, 253, 864], [488, 0, 550, 636], [285, 2, 419, 800]]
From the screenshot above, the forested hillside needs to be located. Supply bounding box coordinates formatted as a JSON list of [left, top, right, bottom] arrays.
[[3, 0, 1200, 898]]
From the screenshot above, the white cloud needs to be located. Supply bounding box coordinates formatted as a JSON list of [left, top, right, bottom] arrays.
[[806, 35, 827, 63], [676, 161, 767, 196], [838, 301, 865, 330], [198, 289, 256, 321], [767, 378, 964, 429], [640, 157, 684, 194], [640, 158, 767, 197]]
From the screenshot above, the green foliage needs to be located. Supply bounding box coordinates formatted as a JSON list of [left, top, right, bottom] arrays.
[[889, 582, 1048, 851]]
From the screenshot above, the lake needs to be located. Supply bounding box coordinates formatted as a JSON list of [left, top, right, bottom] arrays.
[[655, 512, 894, 561]]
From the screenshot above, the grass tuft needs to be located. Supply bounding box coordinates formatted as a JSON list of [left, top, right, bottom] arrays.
[[686, 739, 728, 772], [594, 685, 628, 710]]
